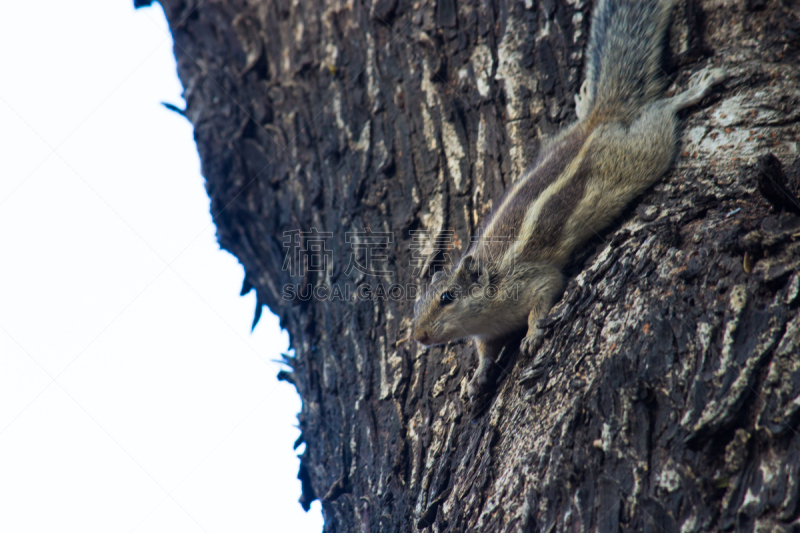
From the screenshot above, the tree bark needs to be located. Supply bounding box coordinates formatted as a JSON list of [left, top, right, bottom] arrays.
[[146, 0, 800, 530]]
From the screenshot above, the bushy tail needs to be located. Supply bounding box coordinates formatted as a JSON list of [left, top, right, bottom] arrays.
[[583, 0, 674, 124]]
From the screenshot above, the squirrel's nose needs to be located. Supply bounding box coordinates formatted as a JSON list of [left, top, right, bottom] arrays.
[[414, 330, 430, 345]]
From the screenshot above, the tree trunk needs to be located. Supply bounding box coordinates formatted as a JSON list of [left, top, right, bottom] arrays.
[[145, 0, 800, 530]]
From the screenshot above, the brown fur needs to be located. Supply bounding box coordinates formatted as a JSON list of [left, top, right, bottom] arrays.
[[412, 0, 726, 401]]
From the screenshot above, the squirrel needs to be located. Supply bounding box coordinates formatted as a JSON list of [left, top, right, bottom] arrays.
[[412, 0, 726, 401]]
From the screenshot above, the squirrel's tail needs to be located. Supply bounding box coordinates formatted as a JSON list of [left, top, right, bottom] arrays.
[[583, 0, 674, 124]]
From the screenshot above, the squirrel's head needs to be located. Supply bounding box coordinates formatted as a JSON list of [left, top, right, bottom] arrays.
[[412, 255, 494, 346]]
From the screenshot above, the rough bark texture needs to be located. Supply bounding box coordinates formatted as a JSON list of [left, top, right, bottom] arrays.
[[147, 0, 800, 530]]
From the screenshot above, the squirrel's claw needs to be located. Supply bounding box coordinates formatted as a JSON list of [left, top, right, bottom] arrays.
[[519, 329, 544, 357]]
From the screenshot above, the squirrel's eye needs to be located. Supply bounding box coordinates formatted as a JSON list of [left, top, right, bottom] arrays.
[[439, 290, 456, 306]]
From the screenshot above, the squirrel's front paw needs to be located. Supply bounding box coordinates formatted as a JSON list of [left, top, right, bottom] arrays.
[[519, 329, 544, 356], [467, 371, 490, 402]]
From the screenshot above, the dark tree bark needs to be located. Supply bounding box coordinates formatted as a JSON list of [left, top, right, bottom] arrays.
[[145, 0, 800, 530]]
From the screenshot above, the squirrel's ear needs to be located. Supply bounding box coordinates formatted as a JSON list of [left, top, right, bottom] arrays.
[[462, 254, 477, 271], [461, 255, 489, 287]]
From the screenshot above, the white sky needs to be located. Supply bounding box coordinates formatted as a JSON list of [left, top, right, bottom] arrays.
[[0, 2, 323, 531]]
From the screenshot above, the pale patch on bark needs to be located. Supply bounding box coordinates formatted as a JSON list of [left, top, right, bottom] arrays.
[[441, 117, 466, 193], [420, 61, 440, 152]]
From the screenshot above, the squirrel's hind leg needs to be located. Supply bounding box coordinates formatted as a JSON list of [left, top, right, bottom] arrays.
[[668, 67, 727, 112], [575, 80, 592, 122]]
